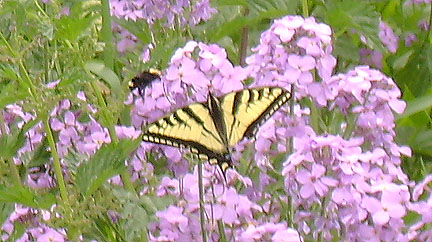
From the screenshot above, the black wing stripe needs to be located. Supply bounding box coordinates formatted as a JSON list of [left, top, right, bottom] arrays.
[[232, 90, 243, 115], [162, 116, 176, 126], [142, 133, 226, 162], [182, 106, 222, 143], [182, 106, 203, 124], [243, 90, 290, 139], [228, 91, 243, 142]]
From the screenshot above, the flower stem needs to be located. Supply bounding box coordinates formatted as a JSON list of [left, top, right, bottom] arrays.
[[43, 117, 70, 210], [198, 161, 208, 242], [301, 0, 309, 17]]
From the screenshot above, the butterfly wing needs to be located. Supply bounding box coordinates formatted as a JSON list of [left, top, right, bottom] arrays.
[[220, 87, 291, 147], [142, 103, 228, 165]]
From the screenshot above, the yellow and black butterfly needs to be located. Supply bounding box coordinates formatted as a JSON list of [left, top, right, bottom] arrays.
[[141, 86, 291, 173], [129, 69, 161, 97]]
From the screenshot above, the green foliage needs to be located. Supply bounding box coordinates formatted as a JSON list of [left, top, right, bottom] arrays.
[[395, 47, 432, 96], [0, 202, 14, 225], [74, 139, 140, 197], [0, 185, 55, 210], [315, 0, 383, 70], [1, 0, 432, 240], [85, 61, 122, 97], [106, 189, 173, 242]]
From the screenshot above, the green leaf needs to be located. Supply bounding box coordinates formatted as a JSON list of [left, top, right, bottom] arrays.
[[85, 61, 122, 97], [0, 128, 26, 161], [248, 0, 298, 13], [396, 93, 432, 119], [319, 0, 383, 52], [0, 185, 55, 209], [54, 1, 98, 42], [113, 189, 173, 241], [75, 139, 140, 197], [214, 0, 248, 7], [0, 202, 13, 225], [7, 222, 25, 242], [209, 16, 249, 42], [0, 118, 42, 160], [411, 130, 432, 157], [0, 81, 21, 110], [114, 18, 151, 44], [393, 50, 414, 70], [27, 136, 50, 168], [333, 35, 360, 63]]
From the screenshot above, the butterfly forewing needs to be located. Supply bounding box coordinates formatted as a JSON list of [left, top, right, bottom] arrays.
[[221, 87, 291, 147], [142, 103, 226, 161]]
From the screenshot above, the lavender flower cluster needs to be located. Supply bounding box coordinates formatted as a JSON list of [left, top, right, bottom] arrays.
[[2, 13, 431, 242], [110, 0, 216, 27], [110, 0, 217, 57]]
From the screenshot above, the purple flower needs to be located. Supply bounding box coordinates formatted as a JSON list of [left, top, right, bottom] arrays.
[[238, 223, 301, 242], [110, 0, 216, 28], [157, 177, 180, 197], [115, 125, 140, 139], [418, 20, 430, 31], [407, 0, 432, 4], [359, 48, 383, 69], [36, 227, 65, 242], [157, 205, 189, 229], [405, 33, 417, 47], [59, 7, 70, 17], [26, 168, 54, 189], [272, 228, 302, 242], [296, 164, 338, 199], [115, 29, 137, 53], [379, 21, 398, 53], [362, 182, 408, 226], [247, 15, 336, 104]]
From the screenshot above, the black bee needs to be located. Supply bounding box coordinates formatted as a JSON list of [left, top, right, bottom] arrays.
[[129, 68, 161, 97]]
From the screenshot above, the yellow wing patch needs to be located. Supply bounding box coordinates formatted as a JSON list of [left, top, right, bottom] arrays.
[[142, 103, 226, 156]]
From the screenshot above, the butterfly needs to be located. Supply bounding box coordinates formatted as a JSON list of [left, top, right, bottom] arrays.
[[141, 86, 291, 173]]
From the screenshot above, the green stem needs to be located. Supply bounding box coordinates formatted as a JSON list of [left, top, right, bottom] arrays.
[[0, 111, 21, 187], [120, 170, 135, 194], [288, 85, 295, 154], [211, 183, 226, 242], [198, 161, 208, 242], [239, 7, 249, 66], [0, 32, 37, 98], [301, 0, 309, 17], [287, 85, 295, 226], [43, 117, 70, 209], [0, 110, 6, 138], [33, 0, 50, 18], [89, 80, 136, 194], [96, 0, 136, 195], [100, 0, 115, 70], [310, 103, 320, 134]]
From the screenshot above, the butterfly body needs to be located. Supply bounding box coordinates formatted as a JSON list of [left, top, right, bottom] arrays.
[[142, 87, 291, 172]]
